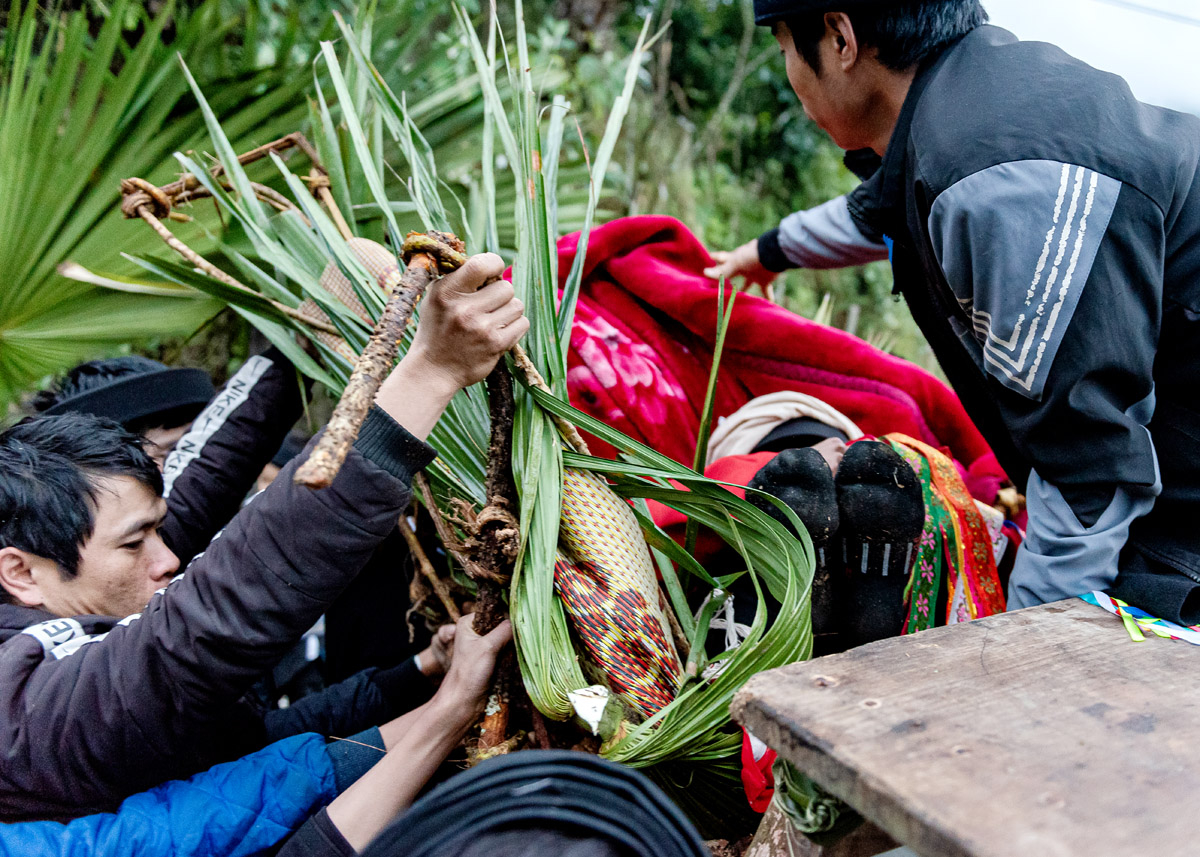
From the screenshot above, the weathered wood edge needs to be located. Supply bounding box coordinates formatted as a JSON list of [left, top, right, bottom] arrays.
[[732, 682, 976, 857]]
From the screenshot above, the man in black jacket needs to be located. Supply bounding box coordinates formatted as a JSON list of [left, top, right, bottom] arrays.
[[33, 345, 309, 567], [0, 252, 527, 820], [707, 0, 1200, 624]]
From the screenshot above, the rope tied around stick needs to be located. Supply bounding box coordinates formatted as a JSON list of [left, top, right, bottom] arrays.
[[120, 177, 175, 221]]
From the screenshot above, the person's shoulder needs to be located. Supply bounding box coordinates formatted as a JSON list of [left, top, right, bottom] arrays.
[[912, 26, 1199, 205], [0, 604, 70, 644], [0, 606, 120, 661]]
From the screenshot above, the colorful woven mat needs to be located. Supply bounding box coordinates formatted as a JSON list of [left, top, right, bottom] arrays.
[[555, 469, 682, 718], [1081, 590, 1200, 645]]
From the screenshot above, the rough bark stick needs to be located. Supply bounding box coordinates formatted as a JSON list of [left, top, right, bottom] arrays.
[[509, 344, 591, 455], [473, 361, 520, 755], [476, 648, 515, 757], [397, 512, 461, 622], [127, 201, 339, 336], [121, 132, 319, 218], [473, 360, 520, 635], [295, 231, 467, 489]]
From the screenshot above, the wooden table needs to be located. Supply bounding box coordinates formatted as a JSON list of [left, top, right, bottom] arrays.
[[732, 599, 1198, 857]]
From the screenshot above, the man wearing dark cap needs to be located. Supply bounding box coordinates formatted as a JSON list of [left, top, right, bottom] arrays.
[[707, 1, 1200, 625], [33, 349, 307, 568], [34, 355, 216, 467]]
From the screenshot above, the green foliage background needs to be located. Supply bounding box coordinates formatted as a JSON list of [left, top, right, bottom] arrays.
[[0, 0, 938, 415]]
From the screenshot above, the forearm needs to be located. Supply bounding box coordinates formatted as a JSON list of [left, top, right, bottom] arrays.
[[161, 348, 306, 562], [325, 695, 472, 851], [377, 700, 434, 750], [758, 196, 889, 273], [372, 354, 459, 442]]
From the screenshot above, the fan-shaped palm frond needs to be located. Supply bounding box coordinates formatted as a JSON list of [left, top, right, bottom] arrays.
[[0, 0, 334, 406]]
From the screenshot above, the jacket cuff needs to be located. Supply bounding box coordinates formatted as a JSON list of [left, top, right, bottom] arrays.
[[326, 727, 386, 794], [371, 657, 437, 715], [354, 407, 438, 484], [757, 228, 796, 273], [278, 807, 358, 857]]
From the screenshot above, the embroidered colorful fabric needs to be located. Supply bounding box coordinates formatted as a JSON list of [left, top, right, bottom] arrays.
[[885, 434, 1007, 632]]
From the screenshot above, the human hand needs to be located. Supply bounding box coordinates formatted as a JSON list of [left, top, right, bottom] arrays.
[[702, 239, 778, 297], [403, 253, 529, 395], [416, 623, 456, 679], [433, 614, 512, 723]]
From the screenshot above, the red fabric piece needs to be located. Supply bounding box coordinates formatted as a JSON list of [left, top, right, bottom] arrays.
[[557, 216, 998, 489], [964, 451, 1005, 507], [646, 453, 775, 567], [741, 729, 777, 813]]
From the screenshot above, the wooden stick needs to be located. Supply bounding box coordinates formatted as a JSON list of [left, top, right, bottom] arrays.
[[397, 512, 461, 622], [472, 361, 520, 634], [509, 343, 590, 455], [294, 231, 467, 489], [126, 196, 339, 336]]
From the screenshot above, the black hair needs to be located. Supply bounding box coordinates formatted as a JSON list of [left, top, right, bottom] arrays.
[[31, 356, 168, 414], [784, 1, 988, 74], [0, 414, 163, 598]]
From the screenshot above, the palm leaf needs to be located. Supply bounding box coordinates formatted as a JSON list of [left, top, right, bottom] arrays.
[[0, 0, 319, 408], [117, 7, 813, 837]]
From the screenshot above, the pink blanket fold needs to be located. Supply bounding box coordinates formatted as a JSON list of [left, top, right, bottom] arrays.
[[556, 215, 1000, 489]]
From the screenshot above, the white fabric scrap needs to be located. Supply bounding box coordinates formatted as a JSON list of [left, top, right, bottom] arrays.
[[706, 391, 862, 467]]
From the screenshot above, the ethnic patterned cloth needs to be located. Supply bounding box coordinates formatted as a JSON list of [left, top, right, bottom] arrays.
[[885, 434, 1007, 632], [554, 469, 682, 718]]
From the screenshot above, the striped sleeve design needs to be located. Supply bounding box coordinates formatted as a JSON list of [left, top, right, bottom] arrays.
[[928, 160, 1121, 400]]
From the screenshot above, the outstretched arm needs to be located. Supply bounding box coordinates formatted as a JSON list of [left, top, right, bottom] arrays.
[[324, 615, 512, 851], [160, 347, 307, 565], [703, 196, 889, 288], [276, 615, 513, 857]]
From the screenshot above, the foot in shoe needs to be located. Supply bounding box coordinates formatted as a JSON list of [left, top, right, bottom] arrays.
[[835, 440, 925, 645]]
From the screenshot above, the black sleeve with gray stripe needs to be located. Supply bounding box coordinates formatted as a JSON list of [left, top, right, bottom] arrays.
[[757, 196, 889, 273], [926, 160, 1163, 608], [159, 348, 306, 566]]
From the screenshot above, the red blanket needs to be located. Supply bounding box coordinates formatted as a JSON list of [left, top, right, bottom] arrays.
[[560, 216, 1000, 488]]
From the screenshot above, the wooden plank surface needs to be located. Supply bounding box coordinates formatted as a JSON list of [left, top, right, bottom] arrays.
[[732, 599, 1199, 857]]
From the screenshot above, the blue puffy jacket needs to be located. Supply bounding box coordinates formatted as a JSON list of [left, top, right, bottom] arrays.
[[0, 733, 338, 857]]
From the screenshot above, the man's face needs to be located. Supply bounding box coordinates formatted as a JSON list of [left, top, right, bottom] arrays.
[[773, 20, 869, 151], [142, 423, 191, 471], [33, 475, 179, 618]]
